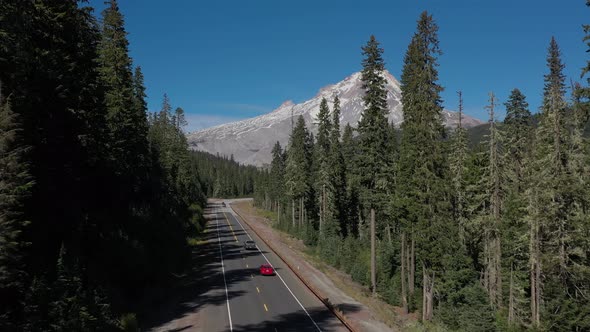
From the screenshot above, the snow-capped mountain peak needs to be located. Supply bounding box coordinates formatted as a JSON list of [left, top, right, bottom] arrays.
[[187, 70, 482, 166]]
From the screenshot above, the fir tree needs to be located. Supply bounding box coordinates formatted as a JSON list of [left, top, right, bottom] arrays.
[[328, 96, 347, 236], [132, 66, 149, 137], [357, 35, 390, 212], [98, 0, 149, 174], [502, 88, 533, 326], [449, 91, 469, 242], [269, 141, 286, 213], [526, 37, 570, 328], [285, 116, 312, 231], [480, 92, 503, 308], [397, 11, 453, 320], [341, 123, 360, 235], [0, 97, 32, 329], [315, 98, 332, 236]]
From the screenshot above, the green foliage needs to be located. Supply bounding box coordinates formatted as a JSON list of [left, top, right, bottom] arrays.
[[193, 150, 257, 199], [356, 35, 390, 213], [252, 8, 590, 330], [0, 97, 32, 330], [328, 96, 348, 235], [286, 115, 313, 200], [0, 1, 210, 329], [436, 284, 496, 332], [119, 313, 139, 332]]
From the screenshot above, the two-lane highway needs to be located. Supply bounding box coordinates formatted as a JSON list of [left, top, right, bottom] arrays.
[[211, 201, 348, 332]]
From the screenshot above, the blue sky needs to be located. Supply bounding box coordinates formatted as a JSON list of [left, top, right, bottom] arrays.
[[89, 0, 588, 132]]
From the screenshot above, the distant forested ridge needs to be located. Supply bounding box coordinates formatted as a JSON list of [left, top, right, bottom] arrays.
[[191, 151, 260, 198], [0, 0, 252, 330], [254, 8, 590, 331]]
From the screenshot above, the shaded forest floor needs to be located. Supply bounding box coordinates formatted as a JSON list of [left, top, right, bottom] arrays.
[[231, 200, 420, 332]]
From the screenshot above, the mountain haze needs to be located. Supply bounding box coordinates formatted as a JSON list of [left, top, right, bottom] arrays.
[[187, 71, 483, 166]]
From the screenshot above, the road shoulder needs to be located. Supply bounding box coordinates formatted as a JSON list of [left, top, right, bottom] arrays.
[[230, 200, 400, 332]]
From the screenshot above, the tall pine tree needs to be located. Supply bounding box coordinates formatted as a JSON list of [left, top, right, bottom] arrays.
[[502, 88, 533, 326], [357, 35, 390, 215], [0, 97, 33, 329], [328, 96, 347, 236], [526, 36, 570, 328], [315, 98, 332, 236], [397, 12, 455, 321]]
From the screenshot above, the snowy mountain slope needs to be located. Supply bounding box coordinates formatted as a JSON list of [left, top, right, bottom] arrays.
[[187, 70, 483, 167]]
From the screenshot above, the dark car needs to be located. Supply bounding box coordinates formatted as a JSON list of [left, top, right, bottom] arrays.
[[244, 240, 256, 250], [260, 264, 275, 276]]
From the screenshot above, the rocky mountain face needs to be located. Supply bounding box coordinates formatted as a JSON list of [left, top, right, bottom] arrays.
[[187, 71, 483, 167]]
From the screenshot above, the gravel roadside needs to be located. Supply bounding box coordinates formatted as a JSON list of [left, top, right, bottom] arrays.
[[230, 200, 402, 332]]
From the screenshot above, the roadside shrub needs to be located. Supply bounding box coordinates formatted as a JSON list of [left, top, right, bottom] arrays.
[[119, 313, 139, 332]]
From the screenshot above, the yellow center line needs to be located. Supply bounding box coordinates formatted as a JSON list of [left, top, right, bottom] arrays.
[[263, 304, 269, 312], [256, 286, 260, 293], [223, 213, 238, 242]]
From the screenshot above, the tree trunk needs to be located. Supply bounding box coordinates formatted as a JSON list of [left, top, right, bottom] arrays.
[[292, 199, 295, 228], [401, 232, 408, 313], [422, 264, 434, 322], [534, 234, 541, 327], [495, 236, 502, 307], [323, 184, 327, 224], [530, 216, 541, 328], [358, 211, 363, 240], [422, 269, 427, 321], [299, 197, 304, 229], [319, 189, 323, 236], [278, 202, 281, 225], [508, 265, 515, 324], [409, 234, 415, 296], [370, 208, 376, 295], [387, 226, 392, 244]]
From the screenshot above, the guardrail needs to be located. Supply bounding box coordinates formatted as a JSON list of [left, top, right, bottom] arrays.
[[231, 203, 359, 332]]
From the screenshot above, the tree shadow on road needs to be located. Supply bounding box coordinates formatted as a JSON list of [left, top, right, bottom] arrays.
[[140, 203, 254, 330], [232, 304, 362, 332]]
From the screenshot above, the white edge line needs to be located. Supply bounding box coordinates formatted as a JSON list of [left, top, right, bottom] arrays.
[[225, 208, 323, 332], [216, 209, 233, 331]]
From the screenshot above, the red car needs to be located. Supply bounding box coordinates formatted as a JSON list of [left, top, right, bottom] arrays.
[[260, 264, 275, 276]]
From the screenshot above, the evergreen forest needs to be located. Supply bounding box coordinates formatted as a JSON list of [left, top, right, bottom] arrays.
[[0, 1, 255, 329], [254, 8, 590, 331], [2, 0, 590, 331]]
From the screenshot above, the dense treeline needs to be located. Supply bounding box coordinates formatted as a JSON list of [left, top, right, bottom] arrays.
[[191, 151, 259, 198], [0, 1, 218, 329], [254, 9, 590, 331]]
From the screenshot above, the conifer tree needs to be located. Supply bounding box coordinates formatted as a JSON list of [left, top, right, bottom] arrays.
[[341, 123, 356, 169], [449, 91, 469, 241], [315, 98, 332, 236], [341, 123, 360, 235], [270, 141, 286, 213], [132, 66, 149, 136], [397, 11, 452, 320], [502, 88, 533, 325], [526, 37, 570, 328], [0, 97, 32, 329], [481, 92, 503, 308], [98, 0, 149, 175], [357, 35, 390, 213], [328, 96, 347, 236], [285, 116, 312, 231]]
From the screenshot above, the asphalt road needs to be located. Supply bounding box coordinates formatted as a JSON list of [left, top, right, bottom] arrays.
[[207, 201, 348, 332]]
